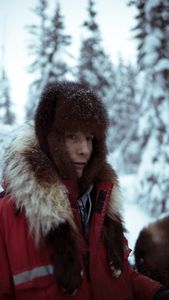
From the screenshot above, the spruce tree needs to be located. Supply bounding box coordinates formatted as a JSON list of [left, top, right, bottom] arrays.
[[26, 0, 49, 120], [77, 0, 115, 104], [133, 0, 169, 215], [26, 0, 72, 120], [45, 3, 72, 82], [129, 0, 147, 70], [108, 58, 140, 173]]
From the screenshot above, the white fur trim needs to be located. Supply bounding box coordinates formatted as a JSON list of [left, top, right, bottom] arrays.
[[4, 124, 76, 244]]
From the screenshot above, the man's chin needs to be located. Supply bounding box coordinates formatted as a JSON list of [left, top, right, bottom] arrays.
[[75, 168, 84, 179]]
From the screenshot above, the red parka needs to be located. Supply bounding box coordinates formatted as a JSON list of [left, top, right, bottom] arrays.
[[0, 179, 162, 300]]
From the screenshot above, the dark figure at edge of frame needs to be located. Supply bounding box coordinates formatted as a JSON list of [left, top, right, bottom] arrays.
[[135, 215, 169, 288]]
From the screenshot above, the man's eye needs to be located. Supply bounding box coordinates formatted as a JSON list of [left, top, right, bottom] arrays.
[[68, 134, 76, 141], [86, 135, 94, 141]]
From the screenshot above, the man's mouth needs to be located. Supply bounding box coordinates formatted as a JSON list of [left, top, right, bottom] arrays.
[[74, 162, 86, 167]]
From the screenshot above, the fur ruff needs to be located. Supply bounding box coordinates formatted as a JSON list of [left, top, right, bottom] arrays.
[[3, 123, 122, 245]]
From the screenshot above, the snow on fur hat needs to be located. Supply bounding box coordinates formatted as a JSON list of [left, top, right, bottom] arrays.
[[35, 81, 108, 147], [35, 81, 108, 150], [35, 81, 110, 189]]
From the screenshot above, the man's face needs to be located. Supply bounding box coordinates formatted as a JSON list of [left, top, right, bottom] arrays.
[[65, 131, 93, 178]]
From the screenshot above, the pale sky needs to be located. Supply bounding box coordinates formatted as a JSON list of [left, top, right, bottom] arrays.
[[0, 0, 137, 122]]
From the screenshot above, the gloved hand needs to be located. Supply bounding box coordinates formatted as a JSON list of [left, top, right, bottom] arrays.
[[153, 289, 169, 300]]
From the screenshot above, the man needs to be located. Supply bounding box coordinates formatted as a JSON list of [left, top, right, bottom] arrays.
[[0, 81, 168, 299]]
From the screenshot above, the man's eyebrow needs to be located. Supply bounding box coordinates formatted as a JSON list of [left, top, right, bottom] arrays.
[[65, 131, 75, 136]]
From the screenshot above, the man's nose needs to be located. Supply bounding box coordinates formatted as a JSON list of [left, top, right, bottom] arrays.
[[77, 138, 90, 154]]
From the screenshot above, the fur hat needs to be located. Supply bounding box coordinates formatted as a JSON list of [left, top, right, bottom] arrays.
[[35, 81, 111, 191]]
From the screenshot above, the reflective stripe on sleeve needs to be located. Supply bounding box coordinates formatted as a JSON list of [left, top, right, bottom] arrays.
[[13, 264, 54, 286]]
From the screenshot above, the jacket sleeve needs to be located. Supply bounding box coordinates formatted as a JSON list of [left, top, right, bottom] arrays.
[[127, 262, 164, 300], [0, 201, 15, 299]]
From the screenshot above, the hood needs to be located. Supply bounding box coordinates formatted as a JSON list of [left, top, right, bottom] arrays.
[[3, 130, 122, 245], [35, 81, 109, 193]]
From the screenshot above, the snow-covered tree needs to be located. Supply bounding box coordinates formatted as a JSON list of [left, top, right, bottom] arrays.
[[107, 57, 140, 172], [133, 0, 169, 216], [77, 0, 116, 105], [129, 0, 147, 70], [0, 68, 15, 125], [25, 0, 49, 120], [26, 0, 72, 120], [44, 3, 72, 83]]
